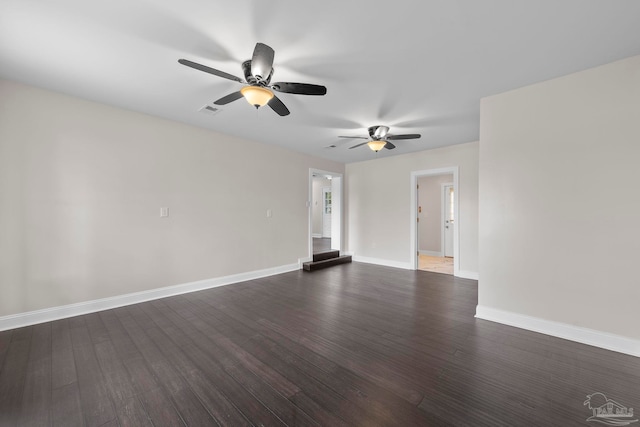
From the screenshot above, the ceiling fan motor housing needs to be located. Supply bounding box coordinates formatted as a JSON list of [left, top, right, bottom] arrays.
[[242, 60, 273, 86], [368, 125, 389, 139]]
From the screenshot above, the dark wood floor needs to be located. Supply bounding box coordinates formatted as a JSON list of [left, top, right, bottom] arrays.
[[1, 263, 639, 426]]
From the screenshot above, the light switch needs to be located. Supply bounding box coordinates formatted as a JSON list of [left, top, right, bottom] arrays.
[[266, 209, 272, 218], [160, 207, 169, 217]]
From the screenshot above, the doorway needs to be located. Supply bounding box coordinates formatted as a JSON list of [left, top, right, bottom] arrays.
[[411, 167, 460, 275], [309, 170, 342, 256]]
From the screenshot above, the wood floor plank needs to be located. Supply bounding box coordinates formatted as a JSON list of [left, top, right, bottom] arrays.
[[51, 382, 84, 427], [98, 309, 143, 363], [116, 396, 153, 427], [19, 323, 52, 427], [94, 339, 138, 407], [51, 319, 77, 389], [0, 329, 13, 371], [84, 311, 111, 345], [69, 318, 117, 427], [137, 387, 187, 427], [0, 327, 32, 426]]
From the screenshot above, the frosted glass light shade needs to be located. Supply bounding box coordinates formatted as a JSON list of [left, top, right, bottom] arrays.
[[240, 86, 274, 107], [367, 140, 387, 152]]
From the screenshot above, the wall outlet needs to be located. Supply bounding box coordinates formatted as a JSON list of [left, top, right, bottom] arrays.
[[160, 207, 169, 217], [266, 209, 272, 218]]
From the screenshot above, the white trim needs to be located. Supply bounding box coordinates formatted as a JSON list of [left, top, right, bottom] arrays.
[[352, 255, 412, 270], [311, 233, 322, 238], [475, 305, 640, 358], [411, 167, 459, 273], [0, 263, 299, 332], [455, 270, 479, 280], [419, 250, 443, 257]]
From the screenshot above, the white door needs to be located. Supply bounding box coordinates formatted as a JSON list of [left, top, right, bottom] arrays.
[[322, 187, 332, 238], [444, 184, 454, 257]]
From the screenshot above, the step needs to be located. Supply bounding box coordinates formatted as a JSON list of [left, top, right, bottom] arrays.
[[313, 250, 340, 262], [303, 254, 352, 272]]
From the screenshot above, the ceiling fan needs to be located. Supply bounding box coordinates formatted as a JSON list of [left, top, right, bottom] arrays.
[[338, 125, 421, 152], [178, 43, 327, 116]]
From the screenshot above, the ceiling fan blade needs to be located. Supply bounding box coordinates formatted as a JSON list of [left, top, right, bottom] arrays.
[[387, 133, 421, 140], [349, 142, 369, 149], [338, 135, 368, 139], [251, 43, 275, 81], [178, 59, 243, 83], [213, 91, 244, 105], [384, 141, 396, 150], [267, 95, 290, 116], [271, 82, 327, 96]]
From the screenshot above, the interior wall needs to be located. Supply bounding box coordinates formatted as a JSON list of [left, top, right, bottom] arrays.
[[417, 174, 453, 254], [0, 79, 344, 317], [479, 54, 640, 341], [345, 142, 478, 274], [311, 176, 331, 236]]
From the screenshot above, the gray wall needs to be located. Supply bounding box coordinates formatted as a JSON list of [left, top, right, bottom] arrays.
[[0, 79, 344, 317], [479, 54, 640, 341]]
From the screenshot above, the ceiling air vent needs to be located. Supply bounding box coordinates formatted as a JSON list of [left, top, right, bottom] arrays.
[[199, 105, 222, 116]]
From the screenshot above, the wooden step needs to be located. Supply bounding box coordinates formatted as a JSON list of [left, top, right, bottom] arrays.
[[303, 254, 352, 271], [313, 250, 340, 262]]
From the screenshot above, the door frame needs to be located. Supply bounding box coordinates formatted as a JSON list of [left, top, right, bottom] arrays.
[[410, 167, 459, 274], [309, 169, 343, 257], [441, 182, 454, 257]]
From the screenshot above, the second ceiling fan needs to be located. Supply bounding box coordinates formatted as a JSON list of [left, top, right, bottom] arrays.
[[339, 125, 421, 152], [179, 43, 327, 116]]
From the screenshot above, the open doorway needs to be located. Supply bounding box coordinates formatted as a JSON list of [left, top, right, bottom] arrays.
[[309, 170, 342, 256], [410, 167, 460, 275]]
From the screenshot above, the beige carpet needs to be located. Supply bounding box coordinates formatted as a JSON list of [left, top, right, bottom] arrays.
[[419, 255, 454, 275]]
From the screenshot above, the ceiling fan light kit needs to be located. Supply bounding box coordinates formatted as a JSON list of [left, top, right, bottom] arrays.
[[240, 86, 274, 108], [367, 140, 387, 152]]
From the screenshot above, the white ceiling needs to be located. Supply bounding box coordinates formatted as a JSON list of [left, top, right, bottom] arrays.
[[2, 0, 640, 163]]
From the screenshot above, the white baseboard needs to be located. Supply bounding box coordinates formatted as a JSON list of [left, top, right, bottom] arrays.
[[419, 250, 443, 257], [352, 255, 412, 270], [455, 270, 479, 280], [475, 305, 640, 358], [0, 263, 300, 332]]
